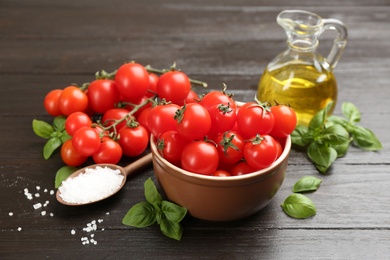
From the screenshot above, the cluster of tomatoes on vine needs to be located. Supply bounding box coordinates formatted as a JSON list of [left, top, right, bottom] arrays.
[[42, 61, 297, 176]]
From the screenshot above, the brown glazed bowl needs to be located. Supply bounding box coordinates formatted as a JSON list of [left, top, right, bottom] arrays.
[[150, 135, 291, 222]]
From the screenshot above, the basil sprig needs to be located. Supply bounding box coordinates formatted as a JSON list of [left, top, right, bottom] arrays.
[[32, 116, 71, 159], [291, 102, 382, 173], [122, 178, 187, 241]]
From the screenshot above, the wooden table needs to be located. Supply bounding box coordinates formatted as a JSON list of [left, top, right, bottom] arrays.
[[1, 0, 389, 259]]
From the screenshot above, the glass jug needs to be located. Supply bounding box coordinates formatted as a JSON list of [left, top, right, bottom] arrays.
[[257, 10, 348, 126]]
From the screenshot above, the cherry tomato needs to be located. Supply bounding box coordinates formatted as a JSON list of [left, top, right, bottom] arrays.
[[181, 140, 219, 175], [199, 90, 237, 112], [208, 103, 237, 134], [102, 108, 130, 132], [156, 71, 191, 104], [213, 169, 231, 177], [275, 138, 283, 160], [175, 89, 200, 106], [230, 161, 256, 176], [175, 103, 211, 141], [125, 96, 152, 118], [115, 62, 150, 103], [136, 106, 152, 136], [147, 103, 180, 137], [243, 135, 279, 170], [44, 89, 62, 116], [87, 79, 120, 114], [236, 102, 275, 139], [118, 125, 149, 157], [72, 126, 101, 157], [215, 131, 244, 165], [58, 86, 88, 116], [157, 130, 189, 164], [269, 105, 297, 137], [92, 137, 122, 164], [146, 73, 159, 97], [65, 112, 92, 136], [60, 139, 88, 167]]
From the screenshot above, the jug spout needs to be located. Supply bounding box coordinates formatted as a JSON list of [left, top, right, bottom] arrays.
[[277, 10, 323, 51]]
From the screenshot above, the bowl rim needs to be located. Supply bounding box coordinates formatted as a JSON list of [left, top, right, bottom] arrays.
[[150, 134, 291, 183]]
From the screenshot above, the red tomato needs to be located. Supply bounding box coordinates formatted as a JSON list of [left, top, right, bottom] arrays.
[[236, 102, 275, 139], [65, 112, 92, 136], [118, 125, 149, 157], [230, 161, 256, 176], [175, 103, 211, 141], [146, 73, 159, 97], [87, 79, 120, 114], [243, 135, 279, 170], [181, 140, 219, 175], [125, 96, 152, 118], [115, 62, 150, 103], [213, 169, 231, 177], [156, 71, 191, 104], [269, 105, 297, 137], [157, 130, 189, 164], [199, 90, 237, 112], [275, 138, 283, 160], [60, 139, 88, 167], [175, 89, 200, 106], [147, 103, 180, 137], [58, 86, 88, 116], [44, 89, 62, 116], [215, 131, 244, 165], [72, 126, 101, 157], [92, 137, 122, 164], [136, 106, 152, 136], [102, 108, 130, 132], [208, 103, 237, 134]]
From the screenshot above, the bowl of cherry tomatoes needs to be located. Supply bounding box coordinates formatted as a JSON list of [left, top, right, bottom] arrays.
[[149, 92, 296, 222]]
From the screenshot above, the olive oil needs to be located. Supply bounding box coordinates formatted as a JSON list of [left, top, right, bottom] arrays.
[[258, 64, 337, 126]]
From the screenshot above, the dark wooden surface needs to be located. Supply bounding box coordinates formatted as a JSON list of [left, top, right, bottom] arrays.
[[1, 0, 389, 259]]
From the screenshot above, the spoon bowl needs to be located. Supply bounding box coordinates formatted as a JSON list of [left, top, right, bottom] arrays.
[[56, 153, 152, 206]]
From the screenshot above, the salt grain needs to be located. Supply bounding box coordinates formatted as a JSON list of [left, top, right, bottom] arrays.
[[17, 227, 22, 231], [41, 211, 46, 216], [9, 212, 13, 216], [71, 229, 76, 235], [58, 166, 124, 204], [33, 203, 42, 209]]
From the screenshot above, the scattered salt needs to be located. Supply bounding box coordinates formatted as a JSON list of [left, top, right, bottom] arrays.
[[17, 227, 22, 231], [41, 211, 46, 216], [44, 189, 48, 193], [58, 166, 124, 204], [35, 193, 40, 198], [36, 186, 41, 191], [33, 203, 42, 209], [9, 212, 13, 216], [71, 229, 76, 235], [49, 190, 54, 195]]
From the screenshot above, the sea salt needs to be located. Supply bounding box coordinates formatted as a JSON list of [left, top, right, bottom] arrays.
[[58, 166, 124, 204]]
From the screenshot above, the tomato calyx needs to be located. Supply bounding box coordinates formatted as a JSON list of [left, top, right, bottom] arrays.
[[95, 69, 117, 80], [248, 134, 266, 145], [174, 104, 186, 123], [219, 132, 239, 156], [217, 103, 233, 115]]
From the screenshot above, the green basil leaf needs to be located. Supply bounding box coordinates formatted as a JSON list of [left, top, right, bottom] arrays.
[[342, 102, 361, 124], [327, 115, 347, 126], [55, 166, 78, 188], [144, 178, 163, 206], [60, 131, 72, 143], [159, 217, 183, 241], [161, 200, 187, 223], [292, 176, 322, 193], [307, 142, 337, 174], [291, 125, 312, 147], [318, 124, 350, 145], [281, 193, 316, 219], [32, 119, 54, 139], [122, 201, 156, 228], [351, 126, 382, 151], [53, 116, 67, 132], [43, 137, 62, 160], [332, 141, 351, 158], [308, 102, 333, 133]]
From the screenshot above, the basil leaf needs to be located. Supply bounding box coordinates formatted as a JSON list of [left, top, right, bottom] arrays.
[[342, 102, 361, 124], [144, 178, 163, 206], [60, 131, 72, 143], [308, 101, 333, 133], [43, 137, 62, 160], [332, 141, 351, 158], [122, 201, 156, 228], [162, 200, 187, 223], [318, 124, 350, 146], [327, 115, 347, 126], [53, 116, 67, 132], [55, 166, 78, 188], [159, 218, 183, 241], [281, 193, 316, 219], [291, 125, 312, 147], [32, 119, 54, 139], [307, 142, 337, 174], [292, 176, 322, 193], [351, 125, 383, 151]]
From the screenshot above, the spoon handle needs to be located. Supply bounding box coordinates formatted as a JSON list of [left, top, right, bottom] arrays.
[[123, 153, 153, 177]]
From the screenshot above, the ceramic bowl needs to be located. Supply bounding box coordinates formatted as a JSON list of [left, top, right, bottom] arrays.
[[150, 134, 291, 222]]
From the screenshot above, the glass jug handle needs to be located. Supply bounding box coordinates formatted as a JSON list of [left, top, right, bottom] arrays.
[[321, 19, 348, 69]]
